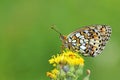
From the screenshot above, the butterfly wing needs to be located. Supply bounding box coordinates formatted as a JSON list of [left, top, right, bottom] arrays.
[[66, 25, 112, 57]]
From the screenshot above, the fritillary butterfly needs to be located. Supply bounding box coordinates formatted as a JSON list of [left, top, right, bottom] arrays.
[[51, 24, 112, 57]]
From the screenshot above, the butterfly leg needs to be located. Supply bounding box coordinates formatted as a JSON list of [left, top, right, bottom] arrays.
[[60, 45, 65, 53]]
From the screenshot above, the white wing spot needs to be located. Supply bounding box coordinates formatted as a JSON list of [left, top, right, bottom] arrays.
[[79, 35, 84, 39], [72, 40, 76, 42], [80, 45, 86, 50], [76, 33, 80, 37], [80, 39, 84, 44], [68, 38, 72, 42]]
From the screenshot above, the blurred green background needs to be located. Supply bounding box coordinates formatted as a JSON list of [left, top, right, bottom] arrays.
[[0, 0, 120, 80]]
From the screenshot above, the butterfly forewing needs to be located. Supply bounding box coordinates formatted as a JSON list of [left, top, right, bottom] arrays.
[[66, 25, 112, 57]]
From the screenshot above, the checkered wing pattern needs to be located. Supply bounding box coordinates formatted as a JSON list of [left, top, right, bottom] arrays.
[[66, 25, 112, 57]]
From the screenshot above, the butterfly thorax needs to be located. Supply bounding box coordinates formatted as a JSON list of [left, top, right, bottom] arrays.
[[60, 35, 69, 49]]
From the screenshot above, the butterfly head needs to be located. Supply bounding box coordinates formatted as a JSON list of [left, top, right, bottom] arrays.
[[59, 34, 68, 48], [51, 26, 68, 48]]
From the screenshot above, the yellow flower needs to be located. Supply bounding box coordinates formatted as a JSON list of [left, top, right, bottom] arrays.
[[46, 68, 59, 79], [46, 72, 56, 79], [51, 68, 59, 75], [48, 50, 84, 66]]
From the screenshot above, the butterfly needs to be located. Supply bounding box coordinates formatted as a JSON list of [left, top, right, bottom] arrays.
[[51, 24, 112, 57]]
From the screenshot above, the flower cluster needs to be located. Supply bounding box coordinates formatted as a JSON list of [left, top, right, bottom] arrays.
[[49, 50, 84, 66], [47, 50, 87, 80]]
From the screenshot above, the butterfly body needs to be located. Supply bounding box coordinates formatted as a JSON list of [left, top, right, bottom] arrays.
[[60, 25, 112, 57]]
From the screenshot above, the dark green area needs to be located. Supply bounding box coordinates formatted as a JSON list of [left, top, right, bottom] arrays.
[[0, 0, 120, 80]]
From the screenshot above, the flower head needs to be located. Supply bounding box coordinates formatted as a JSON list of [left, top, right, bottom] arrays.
[[46, 68, 59, 79], [49, 50, 84, 66]]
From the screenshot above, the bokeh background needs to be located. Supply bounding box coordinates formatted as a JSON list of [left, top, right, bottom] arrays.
[[0, 0, 120, 80]]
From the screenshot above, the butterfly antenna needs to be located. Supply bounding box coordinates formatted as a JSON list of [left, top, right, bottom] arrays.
[[51, 25, 62, 35]]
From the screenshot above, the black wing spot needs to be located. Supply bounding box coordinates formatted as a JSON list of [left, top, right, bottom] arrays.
[[98, 45, 101, 47]]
